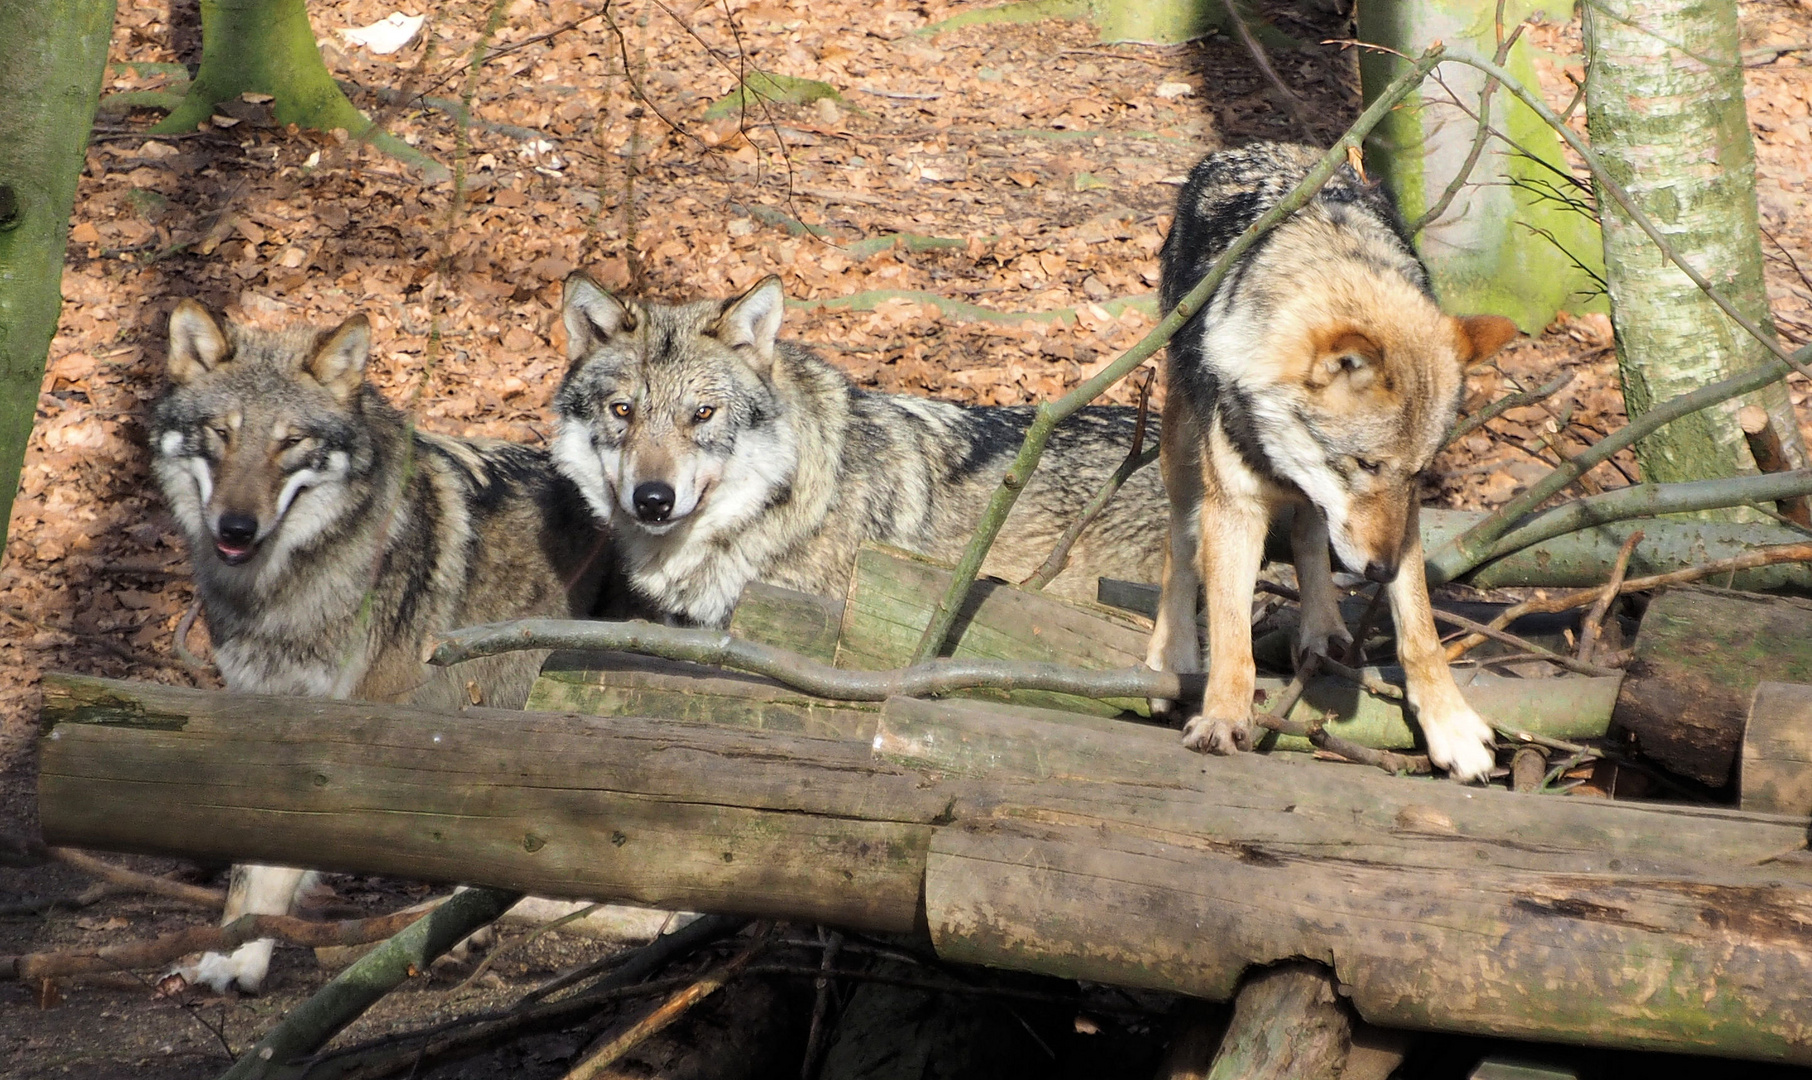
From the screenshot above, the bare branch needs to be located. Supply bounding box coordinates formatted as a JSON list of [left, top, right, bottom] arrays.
[[1021, 366, 1158, 590], [1575, 529, 1641, 662]]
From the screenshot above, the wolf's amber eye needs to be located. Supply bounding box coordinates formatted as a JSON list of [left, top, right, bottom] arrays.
[[278, 434, 308, 451], [1355, 457, 1382, 475], [693, 405, 715, 423], [609, 402, 633, 419]]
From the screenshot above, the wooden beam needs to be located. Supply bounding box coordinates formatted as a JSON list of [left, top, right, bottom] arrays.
[[35, 674, 1812, 1064]]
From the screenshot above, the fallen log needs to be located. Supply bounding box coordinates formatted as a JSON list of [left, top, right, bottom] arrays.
[[36, 673, 1812, 1064], [833, 544, 1156, 717], [1612, 587, 1812, 786]]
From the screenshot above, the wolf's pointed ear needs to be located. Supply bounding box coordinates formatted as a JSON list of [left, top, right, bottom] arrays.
[[563, 272, 636, 362], [714, 275, 786, 375], [167, 300, 229, 385], [306, 315, 371, 403], [1456, 314, 1520, 366]]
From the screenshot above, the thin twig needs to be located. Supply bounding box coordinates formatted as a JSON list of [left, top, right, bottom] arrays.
[[562, 925, 771, 1080], [1429, 609, 1620, 678], [1444, 542, 1812, 660], [1318, 656, 1404, 701], [1022, 366, 1158, 590], [4, 905, 439, 982], [172, 595, 212, 680], [450, 903, 602, 995], [909, 47, 1449, 665], [800, 928, 844, 1080], [1219, 0, 1314, 137], [1575, 529, 1640, 662], [1445, 370, 1574, 448], [48, 848, 224, 908], [1410, 8, 1525, 234], [311, 916, 749, 1079]]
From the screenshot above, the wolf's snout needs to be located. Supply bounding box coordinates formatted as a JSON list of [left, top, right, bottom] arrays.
[[1363, 559, 1399, 584], [633, 481, 676, 523], [215, 512, 260, 565]]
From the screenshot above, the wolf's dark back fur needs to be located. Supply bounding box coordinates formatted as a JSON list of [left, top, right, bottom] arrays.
[[1160, 142, 1431, 485]]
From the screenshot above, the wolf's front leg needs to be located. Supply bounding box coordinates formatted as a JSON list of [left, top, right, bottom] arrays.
[[1182, 496, 1269, 754], [1388, 503, 1495, 782], [1289, 505, 1352, 667], [173, 864, 314, 993]]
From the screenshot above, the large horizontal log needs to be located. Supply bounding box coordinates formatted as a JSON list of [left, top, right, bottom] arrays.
[[36, 674, 1812, 1063], [927, 820, 1812, 1061]]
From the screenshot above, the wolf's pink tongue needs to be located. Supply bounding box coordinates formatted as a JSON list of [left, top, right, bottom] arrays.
[[216, 541, 250, 560]]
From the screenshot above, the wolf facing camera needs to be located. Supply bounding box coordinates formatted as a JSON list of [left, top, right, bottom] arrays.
[[150, 300, 612, 992], [550, 273, 1169, 628], [1146, 142, 1519, 782]]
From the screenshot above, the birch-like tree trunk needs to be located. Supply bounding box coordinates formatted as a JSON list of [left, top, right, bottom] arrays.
[[0, 0, 116, 559], [1359, 0, 1605, 332], [1584, 0, 1807, 491]]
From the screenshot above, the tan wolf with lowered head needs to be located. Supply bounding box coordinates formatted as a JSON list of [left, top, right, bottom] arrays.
[[150, 300, 613, 991], [1147, 142, 1519, 782]]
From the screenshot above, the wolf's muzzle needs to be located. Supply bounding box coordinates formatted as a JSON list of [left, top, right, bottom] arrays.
[[1363, 559, 1399, 584], [633, 481, 676, 523], [215, 512, 261, 565]]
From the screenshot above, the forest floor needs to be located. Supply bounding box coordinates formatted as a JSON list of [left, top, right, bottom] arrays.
[[7, 0, 1812, 1076]]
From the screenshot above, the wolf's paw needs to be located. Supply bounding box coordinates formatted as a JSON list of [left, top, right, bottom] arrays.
[[1295, 627, 1354, 671], [1295, 615, 1353, 669], [1182, 713, 1250, 755], [168, 941, 274, 995], [1420, 705, 1497, 784]]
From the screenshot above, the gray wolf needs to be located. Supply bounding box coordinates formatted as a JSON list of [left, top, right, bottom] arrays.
[[1145, 142, 1519, 782], [550, 272, 1168, 628], [151, 300, 612, 991]]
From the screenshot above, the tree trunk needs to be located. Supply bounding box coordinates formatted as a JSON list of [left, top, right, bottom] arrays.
[[153, 0, 370, 135], [1359, 1, 1604, 331], [0, 0, 116, 560], [1583, 0, 1806, 500]]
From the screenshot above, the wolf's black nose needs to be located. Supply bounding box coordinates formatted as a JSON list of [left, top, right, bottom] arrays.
[[633, 481, 676, 523], [218, 513, 259, 546], [1363, 560, 1399, 584]]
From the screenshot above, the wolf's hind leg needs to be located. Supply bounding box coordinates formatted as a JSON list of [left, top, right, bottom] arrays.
[[1147, 400, 1206, 717], [1289, 505, 1352, 667], [173, 864, 315, 993], [1146, 499, 1203, 716], [1388, 502, 1495, 782], [1182, 494, 1268, 755]]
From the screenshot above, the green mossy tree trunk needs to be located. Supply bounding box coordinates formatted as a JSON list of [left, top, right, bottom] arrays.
[[1359, 1, 1605, 331], [1584, 0, 1805, 497], [151, 0, 370, 135], [0, 0, 117, 561]]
